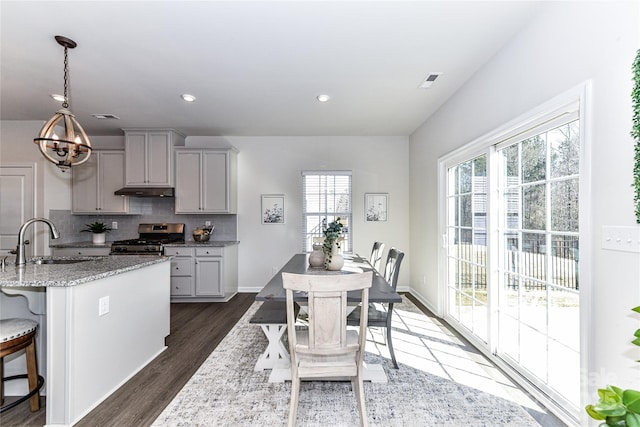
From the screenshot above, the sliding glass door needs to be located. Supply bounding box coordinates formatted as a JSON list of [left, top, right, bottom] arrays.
[[442, 111, 581, 417], [496, 120, 580, 408], [446, 155, 488, 343]]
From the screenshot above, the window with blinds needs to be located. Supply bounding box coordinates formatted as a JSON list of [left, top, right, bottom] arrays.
[[302, 171, 352, 253]]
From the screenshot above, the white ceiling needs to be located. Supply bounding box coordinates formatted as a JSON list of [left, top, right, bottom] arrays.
[[0, 1, 542, 137]]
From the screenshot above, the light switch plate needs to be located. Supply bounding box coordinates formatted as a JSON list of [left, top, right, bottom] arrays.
[[602, 225, 640, 253]]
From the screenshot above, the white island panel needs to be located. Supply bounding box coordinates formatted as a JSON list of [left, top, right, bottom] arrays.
[[46, 261, 170, 426]]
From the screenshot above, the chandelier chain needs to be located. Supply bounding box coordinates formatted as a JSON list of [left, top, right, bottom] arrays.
[[62, 46, 69, 109]]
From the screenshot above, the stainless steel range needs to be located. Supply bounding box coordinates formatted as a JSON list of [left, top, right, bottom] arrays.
[[110, 223, 185, 255]]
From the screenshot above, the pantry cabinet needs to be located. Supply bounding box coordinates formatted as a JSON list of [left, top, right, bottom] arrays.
[[72, 151, 128, 214], [123, 129, 185, 187], [174, 148, 238, 214]]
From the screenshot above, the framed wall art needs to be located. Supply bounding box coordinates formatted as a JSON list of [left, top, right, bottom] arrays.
[[261, 194, 285, 224], [365, 193, 388, 222]]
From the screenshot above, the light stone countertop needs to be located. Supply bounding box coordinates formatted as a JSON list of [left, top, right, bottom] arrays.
[[164, 240, 239, 247], [0, 255, 170, 287], [49, 240, 239, 248]]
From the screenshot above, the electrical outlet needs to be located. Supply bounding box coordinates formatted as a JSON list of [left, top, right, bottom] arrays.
[[111, 221, 118, 230], [205, 220, 211, 226], [99, 296, 110, 316]]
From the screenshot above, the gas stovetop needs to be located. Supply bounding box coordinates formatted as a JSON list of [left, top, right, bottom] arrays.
[[110, 223, 185, 255], [111, 238, 184, 245]]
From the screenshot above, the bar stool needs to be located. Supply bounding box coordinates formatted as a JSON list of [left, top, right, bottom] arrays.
[[0, 318, 44, 413]]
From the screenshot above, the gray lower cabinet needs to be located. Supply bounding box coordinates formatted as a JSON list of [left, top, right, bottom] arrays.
[[168, 248, 194, 296], [166, 245, 238, 302], [195, 247, 223, 296]]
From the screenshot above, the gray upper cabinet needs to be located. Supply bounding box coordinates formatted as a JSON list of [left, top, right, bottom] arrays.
[[123, 129, 185, 187], [175, 148, 238, 214], [72, 151, 128, 214]]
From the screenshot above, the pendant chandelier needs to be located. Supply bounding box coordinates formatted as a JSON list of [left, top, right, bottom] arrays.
[[34, 35, 92, 171]]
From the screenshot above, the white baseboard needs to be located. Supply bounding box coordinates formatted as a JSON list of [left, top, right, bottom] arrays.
[[238, 287, 264, 293], [407, 287, 441, 317]]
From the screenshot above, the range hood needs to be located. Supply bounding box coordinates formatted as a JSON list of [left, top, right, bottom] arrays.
[[114, 187, 175, 197]]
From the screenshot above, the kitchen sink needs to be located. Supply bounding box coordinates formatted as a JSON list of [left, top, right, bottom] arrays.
[[29, 257, 96, 265]]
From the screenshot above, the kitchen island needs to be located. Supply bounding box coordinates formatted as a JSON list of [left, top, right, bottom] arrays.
[[0, 255, 171, 426]]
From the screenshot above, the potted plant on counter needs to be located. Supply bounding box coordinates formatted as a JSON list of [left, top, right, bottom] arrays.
[[82, 221, 111, 245]]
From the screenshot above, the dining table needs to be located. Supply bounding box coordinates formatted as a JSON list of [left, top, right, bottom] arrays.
[[253, 253, 402, 383]]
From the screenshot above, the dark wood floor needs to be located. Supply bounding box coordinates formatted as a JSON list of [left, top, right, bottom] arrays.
[[0, 293, 256, 427], [3, 292, 565, 427]]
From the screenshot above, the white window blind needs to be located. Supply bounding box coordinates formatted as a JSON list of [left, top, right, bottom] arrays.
[[302, 171, 352, 253]]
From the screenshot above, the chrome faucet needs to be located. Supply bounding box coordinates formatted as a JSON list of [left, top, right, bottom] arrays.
[[15, 217, 60, 266]]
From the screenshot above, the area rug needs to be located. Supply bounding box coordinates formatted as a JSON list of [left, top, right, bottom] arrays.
[[152, 297, 542, 427]]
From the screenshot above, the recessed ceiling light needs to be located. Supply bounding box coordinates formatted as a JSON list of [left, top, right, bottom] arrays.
[[51, 94, 65, 102], [181, 94, 196, 102], [317, 94, 330, 102]]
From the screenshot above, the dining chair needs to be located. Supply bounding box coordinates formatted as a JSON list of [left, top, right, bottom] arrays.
[[369, 241, 385, 272], [283, 271, 373, 427], [347, 247, 404, 369]]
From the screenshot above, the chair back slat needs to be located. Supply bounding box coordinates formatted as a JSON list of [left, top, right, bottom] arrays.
[[383, 248, 405, 291], [369, 242, 385, 272], [308, 291, 345, 350]]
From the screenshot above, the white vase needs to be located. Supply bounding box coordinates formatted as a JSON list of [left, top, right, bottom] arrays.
[[325, 241, 344, 271], [92, 233, 106, 245], [309, 243, 325, 268]]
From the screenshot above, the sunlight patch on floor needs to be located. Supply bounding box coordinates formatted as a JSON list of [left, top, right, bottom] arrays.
[[364, 304, 549, 413]]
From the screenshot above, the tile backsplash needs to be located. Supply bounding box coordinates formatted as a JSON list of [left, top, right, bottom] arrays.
[[49, 197, 237, 244]]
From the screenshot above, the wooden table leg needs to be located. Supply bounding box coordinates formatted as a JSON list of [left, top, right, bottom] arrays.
[[254, 324, 291, 371]]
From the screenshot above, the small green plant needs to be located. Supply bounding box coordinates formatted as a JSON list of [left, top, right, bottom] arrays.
[[82, 221, 111, 234], [585, 306, 640, 426]]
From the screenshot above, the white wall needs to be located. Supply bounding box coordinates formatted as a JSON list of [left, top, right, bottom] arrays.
[[225, 136, 410, 292], [1, 129, 411, 292], [408, 0, 640, 421], [0, 120, 72, 254]]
